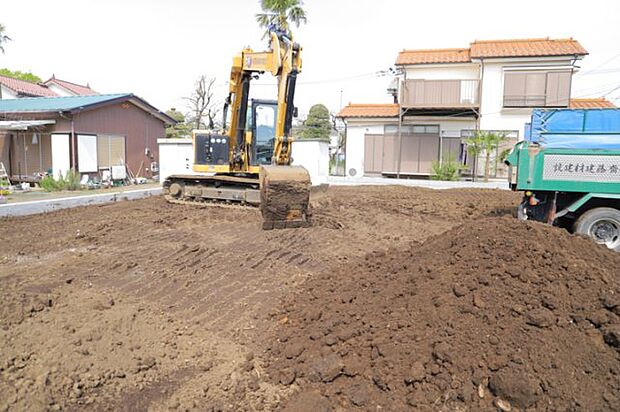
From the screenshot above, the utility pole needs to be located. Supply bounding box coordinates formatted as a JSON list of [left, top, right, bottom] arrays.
[[396, 70, 404, 179]]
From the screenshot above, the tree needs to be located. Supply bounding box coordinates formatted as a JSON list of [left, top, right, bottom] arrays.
[[0, 24, 10, 54], [255, 0, 307, 38], [165, 108, 190, 138], [299, 104, 331, 140], [466, 131, 506, 182], [0, 68, 42, 83], [185, 76, 219, 130]]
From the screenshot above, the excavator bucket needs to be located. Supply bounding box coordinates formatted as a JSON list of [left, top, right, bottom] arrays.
[[259, 165, 311, 230]]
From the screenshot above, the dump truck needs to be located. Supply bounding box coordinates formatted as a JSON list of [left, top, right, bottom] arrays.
[[505, 108, 620, 251]]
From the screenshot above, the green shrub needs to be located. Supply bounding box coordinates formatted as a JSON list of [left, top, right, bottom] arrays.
[[39, 170, 83, 191], [430, 156, 464, 181], [64, 170, 81, 191], [40, 175, 58, 191]]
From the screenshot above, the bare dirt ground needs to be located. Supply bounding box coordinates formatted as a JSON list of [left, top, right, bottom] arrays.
[[1, 186, 618, 411]]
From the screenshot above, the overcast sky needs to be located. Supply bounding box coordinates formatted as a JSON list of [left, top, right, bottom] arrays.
[[1, 0, 620, 118]]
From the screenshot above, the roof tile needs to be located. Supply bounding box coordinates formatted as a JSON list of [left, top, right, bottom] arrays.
[[397, 38, 588, 66], [470, 38, 587, 58], [0, 75, 57, 97], [569, 98, 616, 109], [337, 104, 399, 118], [396, 48, 471, 65], [44, 77, 98, 96]]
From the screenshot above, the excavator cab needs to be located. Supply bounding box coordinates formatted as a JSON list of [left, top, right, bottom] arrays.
[[249, 99, 278, 166]]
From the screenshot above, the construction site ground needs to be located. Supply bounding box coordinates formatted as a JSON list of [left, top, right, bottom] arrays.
[[1, 185, 619, 411]]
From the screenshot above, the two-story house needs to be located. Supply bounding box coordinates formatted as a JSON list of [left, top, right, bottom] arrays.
[[338, 37, 614, 179]]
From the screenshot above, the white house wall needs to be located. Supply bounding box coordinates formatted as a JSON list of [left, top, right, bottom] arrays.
[[291, 140, 329, 185], [478, 57, 576, 139], [0, 85, 18, 99], [404, 64, 479, 80], [345, 117, 477, 177], [157, 138, 197, 183], [46, 84, 72, 97], [345, 123, 385, 177]]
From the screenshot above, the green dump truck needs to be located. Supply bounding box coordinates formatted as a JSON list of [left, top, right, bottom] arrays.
[[505, 109, 620, 251]]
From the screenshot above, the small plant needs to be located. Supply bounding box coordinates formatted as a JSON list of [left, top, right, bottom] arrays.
[[64, 170, 81, 191], [465, 131, 507, 182], [39, 170, 83, 191], [499, 147, 512, 163], [40, 175, 61, 192], [430, 155, 465, 181]]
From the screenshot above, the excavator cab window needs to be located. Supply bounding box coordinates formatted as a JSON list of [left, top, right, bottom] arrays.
[[251, 100, 278, 165]]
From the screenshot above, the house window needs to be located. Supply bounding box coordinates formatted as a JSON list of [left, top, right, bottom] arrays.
[[97, 135, 126, 169], [422, 125, 440, 134], [385, 125, 439, 134], [503, 71, 571, 108]]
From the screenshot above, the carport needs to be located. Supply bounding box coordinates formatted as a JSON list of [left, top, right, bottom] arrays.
[[0, 120, 56, 182]]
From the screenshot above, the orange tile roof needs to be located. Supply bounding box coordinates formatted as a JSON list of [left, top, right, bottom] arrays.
[[396, 48, 470, 65], [396, 38, 587, 65], [569, 98, 616, 109], [337, 104, 399, 118], [470, 38, 587, 58]]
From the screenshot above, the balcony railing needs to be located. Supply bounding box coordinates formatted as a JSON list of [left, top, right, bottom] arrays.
[[503, 94, 570, 108], [400, 79, 480, 108]]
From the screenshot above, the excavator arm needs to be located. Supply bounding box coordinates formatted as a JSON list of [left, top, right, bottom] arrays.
[[223, 28, 302, 170]]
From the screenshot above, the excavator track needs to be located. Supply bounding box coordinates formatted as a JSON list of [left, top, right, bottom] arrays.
[[163, 195, 258, 211], [163, 167, 312, 230]]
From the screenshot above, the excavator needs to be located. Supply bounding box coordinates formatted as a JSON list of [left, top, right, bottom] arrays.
[[163, 26, 311, 230]]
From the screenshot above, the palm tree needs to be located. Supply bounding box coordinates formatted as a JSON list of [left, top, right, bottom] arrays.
[[0, 24, 11, 54], [256, 0, 307, 38], [466, 131, 506, 182]]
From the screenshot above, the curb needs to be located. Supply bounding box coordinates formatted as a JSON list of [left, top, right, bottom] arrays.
[[0, 187, 163, 218]]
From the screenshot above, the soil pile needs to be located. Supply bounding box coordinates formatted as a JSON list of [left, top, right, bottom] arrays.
[[266, 216, 620, 411], [0, 186, 527, 411]]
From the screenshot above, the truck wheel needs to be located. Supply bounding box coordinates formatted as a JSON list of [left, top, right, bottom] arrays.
[[574, 207, 620, 252]]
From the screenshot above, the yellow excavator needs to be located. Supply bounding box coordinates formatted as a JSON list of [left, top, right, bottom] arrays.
[[163, 26, 311, 229]]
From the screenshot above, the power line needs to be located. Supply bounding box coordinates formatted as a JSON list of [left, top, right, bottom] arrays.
[[575, 51, 620, 77], [577, 67, 620, 76], [571, 79, 620, 96], [250, 70, 388, 86]]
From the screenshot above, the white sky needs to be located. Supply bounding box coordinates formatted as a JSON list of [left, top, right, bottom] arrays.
[[1, 0, 620, 118]]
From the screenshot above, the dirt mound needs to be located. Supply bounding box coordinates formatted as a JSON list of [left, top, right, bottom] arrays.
[[266, 217, 620, 411], [0, 186, 527, 410]]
